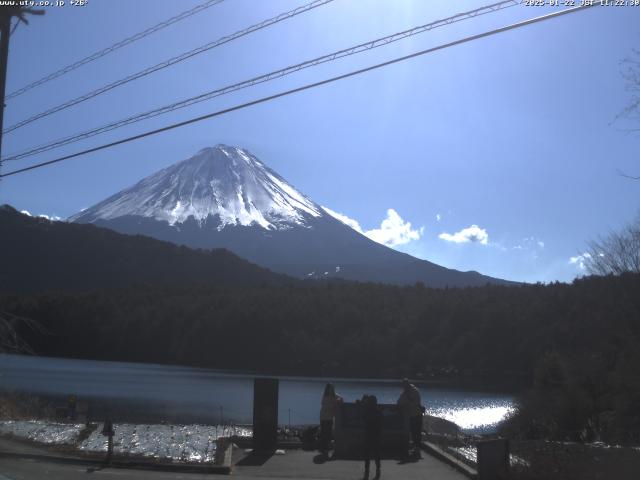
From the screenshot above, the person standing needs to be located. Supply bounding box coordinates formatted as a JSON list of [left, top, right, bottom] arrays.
[[361, 394, 382, 480], [319, 383, 342, 453], [397, 378, 424, 454]]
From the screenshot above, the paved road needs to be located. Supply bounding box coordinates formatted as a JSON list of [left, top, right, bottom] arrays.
[[0, 458, 213, 480], [231, 448, 468, 479], [0, 438, 468, 479]]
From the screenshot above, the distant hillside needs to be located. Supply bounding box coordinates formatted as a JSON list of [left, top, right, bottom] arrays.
[[3, 245, 639, 443], [0, 205, 292, 293], [5, 268, 639, 383]]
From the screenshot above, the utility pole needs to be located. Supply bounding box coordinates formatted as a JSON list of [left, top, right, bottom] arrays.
[[0, 10, 12, 162], [0, 4, 44, 164]]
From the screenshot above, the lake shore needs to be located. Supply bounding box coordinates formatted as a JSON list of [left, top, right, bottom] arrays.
[[0, 353, 516, 433]]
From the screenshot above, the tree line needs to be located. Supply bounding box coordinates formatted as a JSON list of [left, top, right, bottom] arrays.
[[3, 273, 639, 443]]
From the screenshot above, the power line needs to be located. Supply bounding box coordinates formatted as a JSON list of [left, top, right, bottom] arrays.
[[0, 4, 596, 179], [4, 0, 226, 101], [2, 0, 336, 134], [2, 0, 521, 162]]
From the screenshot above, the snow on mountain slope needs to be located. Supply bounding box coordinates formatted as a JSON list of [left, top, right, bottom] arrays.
[[69, 143, 514, 287], [70, 144, 321, 230]]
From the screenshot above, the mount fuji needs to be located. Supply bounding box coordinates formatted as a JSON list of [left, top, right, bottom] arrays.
[[70, 144, 511, 287]]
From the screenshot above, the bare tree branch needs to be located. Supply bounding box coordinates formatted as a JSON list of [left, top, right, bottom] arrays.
[[0, 311, 45, 354], [585, 215, 640, 275], [616, 169, 640, 181], [614, 48, 640, 179]]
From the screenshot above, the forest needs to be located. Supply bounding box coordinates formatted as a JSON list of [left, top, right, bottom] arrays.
[[2, 205, 639, 444], [3, 273, 640, 443]]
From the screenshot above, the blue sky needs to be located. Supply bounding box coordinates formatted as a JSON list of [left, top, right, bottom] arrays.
[[1, 0, 639, 283]]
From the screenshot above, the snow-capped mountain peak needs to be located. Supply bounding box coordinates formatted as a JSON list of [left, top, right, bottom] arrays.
[[68, 144, 513, 287], [70, 144, 322, 230]]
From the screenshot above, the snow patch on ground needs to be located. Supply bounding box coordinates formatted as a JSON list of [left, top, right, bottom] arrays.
[[0, 420, 83, 445], [78, 423, 251, 462], [0, 420, 251, 463]]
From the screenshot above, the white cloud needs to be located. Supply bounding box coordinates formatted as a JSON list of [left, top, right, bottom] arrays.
[[569, 252, 592, 270], [365, 209, 423, 247], [436, 213, 441, 222], [322, 207, 423, 247], [511, 237, 544, 252], [439, 225, 489, 245]]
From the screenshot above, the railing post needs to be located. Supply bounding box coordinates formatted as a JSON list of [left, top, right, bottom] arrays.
[[252, 378, 279, 451]]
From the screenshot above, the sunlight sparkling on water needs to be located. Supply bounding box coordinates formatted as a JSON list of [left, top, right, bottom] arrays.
[[429, 405, 514, 431], [0, 355, 516, 433]]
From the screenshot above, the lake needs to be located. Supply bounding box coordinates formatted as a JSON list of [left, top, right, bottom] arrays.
[[0, 354, 515, 433]]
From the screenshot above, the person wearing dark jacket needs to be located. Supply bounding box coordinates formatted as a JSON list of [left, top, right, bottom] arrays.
[[361, 394, 382, 479]]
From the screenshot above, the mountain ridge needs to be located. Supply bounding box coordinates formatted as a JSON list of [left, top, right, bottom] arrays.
[[0, 204, 292, 293], [71, 144, 515, 287]]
